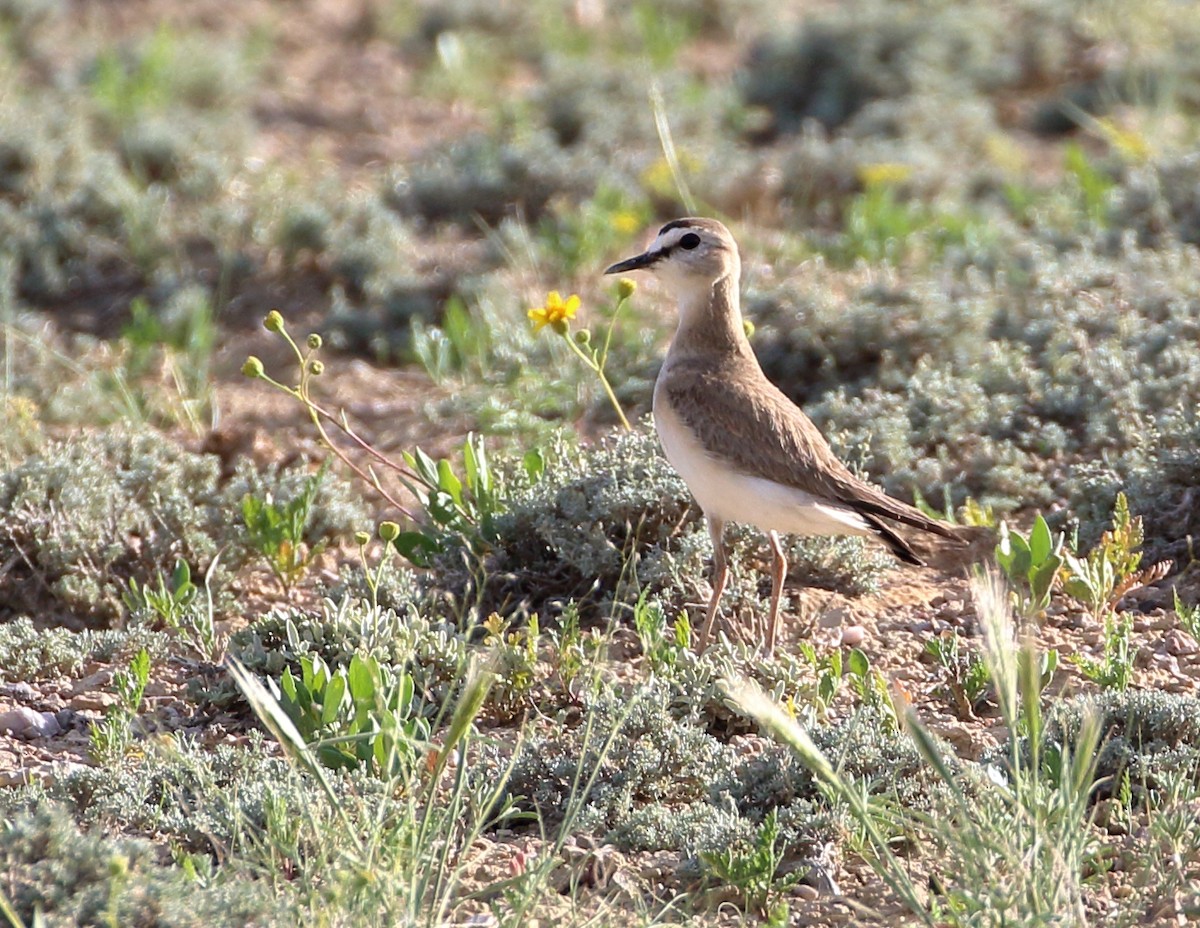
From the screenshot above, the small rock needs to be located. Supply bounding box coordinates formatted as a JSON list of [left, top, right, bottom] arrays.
[[907, 620, 934, 635], [70, 670, 113, 696], [41, 692, 65, 710], [937, 599, 964, 618], [1164, 629, 1198, 656], [819, 606, 850, 630], [792, 884, 820, 901], [839, 625, 867, 648], [0, 682, 38, 701], [69, 691, 119, 712], [0, 706, 61, 738], [1135, 646, 1155, 668]]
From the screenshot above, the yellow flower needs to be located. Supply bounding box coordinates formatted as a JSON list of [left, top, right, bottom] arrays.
[[610, 209, 642, 235], [1096, 117, 1151, 164], [528, 290, 580, 334], [857, 162, 913, 189]]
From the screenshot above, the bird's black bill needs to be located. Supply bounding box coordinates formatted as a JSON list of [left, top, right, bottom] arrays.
[[604, 250, 661, 274]]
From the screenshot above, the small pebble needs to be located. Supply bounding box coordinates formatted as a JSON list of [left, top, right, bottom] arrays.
[[793, 884, 820, 901], [839, 625, 867, 648], [907, 620, 934, 635]]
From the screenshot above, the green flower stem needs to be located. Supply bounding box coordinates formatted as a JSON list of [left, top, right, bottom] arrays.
[[598, 291, 629, 372], [563, 332, 632, 431], [249, 319, 422, 521]]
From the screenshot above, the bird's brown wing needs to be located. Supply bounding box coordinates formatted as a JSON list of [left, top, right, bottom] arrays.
[[659, 360, 960, 543]]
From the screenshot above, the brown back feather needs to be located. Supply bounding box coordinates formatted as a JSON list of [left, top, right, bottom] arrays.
[[658, 353, 960, 543]]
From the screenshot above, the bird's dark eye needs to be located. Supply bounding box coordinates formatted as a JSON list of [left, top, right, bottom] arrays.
[[679, 232, 701, 250]]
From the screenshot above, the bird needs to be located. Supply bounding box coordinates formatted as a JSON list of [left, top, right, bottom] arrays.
[[604, 217, 961, 655]]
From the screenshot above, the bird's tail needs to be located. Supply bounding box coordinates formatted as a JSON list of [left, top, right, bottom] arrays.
[[862, 513, 926, 566]]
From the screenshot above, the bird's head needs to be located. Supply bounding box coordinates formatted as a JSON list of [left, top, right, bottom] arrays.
[[604, 217, 740, 303]]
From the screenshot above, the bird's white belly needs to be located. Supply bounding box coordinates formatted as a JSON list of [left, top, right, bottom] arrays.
[[654, 398, 871, 537]]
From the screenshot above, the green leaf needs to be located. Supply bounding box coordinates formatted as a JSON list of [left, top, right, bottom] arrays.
[[1029, 515, 1053, 565], [847, 648, 870, 677], [396, 672, 414, 714], [411, 447, 439, 487], [522, 448, 545, 483], [321, 674, 346, 726], [437, 459, 463, 507], [347, 654, 376, 704], [392, 531, 440, 568], [280, 666, 298, 702]]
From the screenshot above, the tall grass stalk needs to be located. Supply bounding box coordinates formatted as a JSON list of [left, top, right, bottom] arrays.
[[725, 569, 1104, 926]]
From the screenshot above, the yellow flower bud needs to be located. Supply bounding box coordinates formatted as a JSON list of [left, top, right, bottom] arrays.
[[307, 333, 323, 350], [617, 278, 636, 300], [242, 356, 265, 378], [308, 360, 324, 375], [378, 521, 401, 542], [574, 328, 592, 346], [743, 319, 756, 339], [263, 310, 285, 333], [354, 530, 371, 547]]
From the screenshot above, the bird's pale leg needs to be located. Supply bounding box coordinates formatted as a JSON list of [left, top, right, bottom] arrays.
[[764, 531, 787, 657], [695, 516, 728, 653]]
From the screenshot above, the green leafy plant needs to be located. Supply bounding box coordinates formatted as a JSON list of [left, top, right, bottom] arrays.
[[914, 488, 997, 528], [925, 630, 991, 720], [123, 558, 197, 627], [90, 648, 151, 764], [1062, 492, 1170, 620], [394, 433, 508, 567], [796, 641, 842, 722], [995, 515, 1063, 618], [1064, 142, 1113, 227], [410, 295, 490, 383], [241, 464, 328, 591], [1173, 588, 1200, 643], [1070, 612, 1134, 692], [699, 808, 797, 921], [482, 612, 541, 720], [123, 557, 219, 660], [119, 291, 216, 433], [273, 652, 431, 776], [633, 591, 690, 674], [845, 648, 898, 732]]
